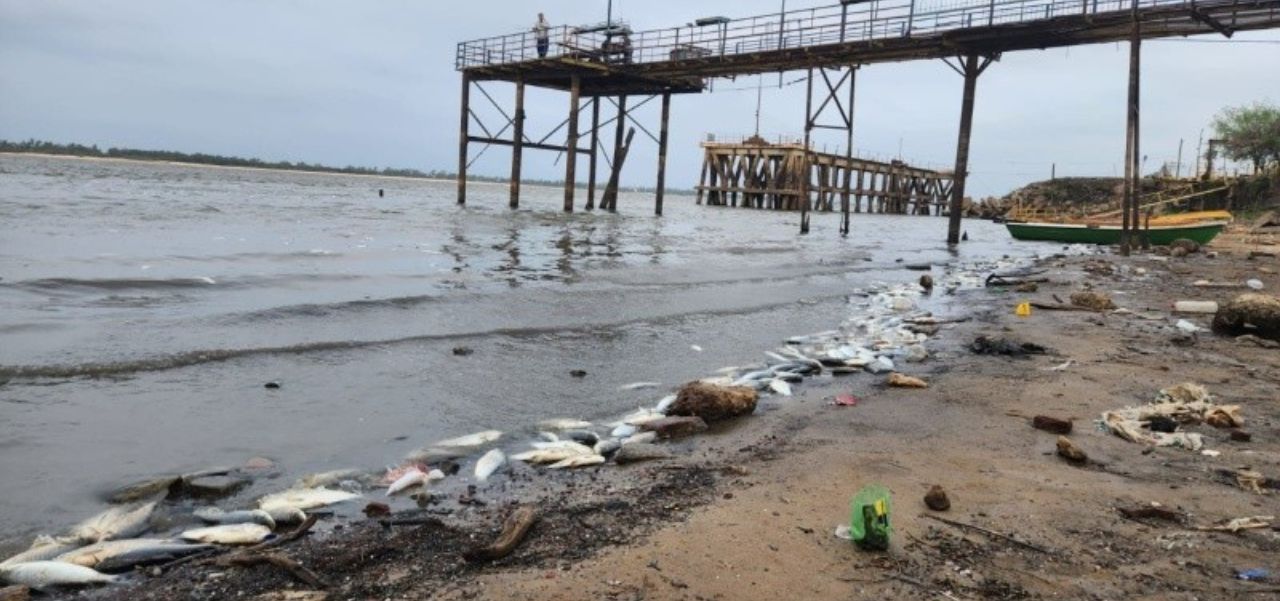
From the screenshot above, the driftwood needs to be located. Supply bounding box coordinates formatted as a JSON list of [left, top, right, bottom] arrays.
[[0, 585, 30, 601], [218, 552, 328, 589], [1030, 302, 1091, 312], [985, 273, 1050, 287], [464, 506, 538, 562], [920, 514, 1054, 554]]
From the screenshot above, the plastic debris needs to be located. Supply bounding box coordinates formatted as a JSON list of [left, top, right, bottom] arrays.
[[1236, 568, 1270, 582], [848, 485, 892, 551]]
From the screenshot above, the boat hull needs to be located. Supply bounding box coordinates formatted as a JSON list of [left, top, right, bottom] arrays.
[[1005, 221, 1225, 245]]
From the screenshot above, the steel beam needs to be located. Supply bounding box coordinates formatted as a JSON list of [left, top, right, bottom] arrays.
[[564, 75, 580, 212]]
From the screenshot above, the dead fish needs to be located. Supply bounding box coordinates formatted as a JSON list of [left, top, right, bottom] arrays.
[[54, 539, 211, 571], [768, 379, 793, 396], [180, 523, 273, 545], [548, 454, 606, 469], [537, 431, 559, 442], [560, 429, 600, 446], [619, 381, 660, 391], [386, 467, 427, 496], [771, 371, 803, 383], [614, 408, 665, 426], [433, 430, 502, 448], [71, 502, 155, 543], [594, 439, 622, 457], [511, 444, 592, 465], [0, 537, 83, 568], [690, 344, 703, 352], [654, 394, 678, 413], [193, 507, 276, 530], [257, 488, 360, 512], [610, 424, 638, 438], [403, 446, 468, 464], [531, 440, 595, 454], [0, 561, 119, 589], [537, 418, 591, 431], [294, 468, 364, 489], [471, 449, 505, 482]]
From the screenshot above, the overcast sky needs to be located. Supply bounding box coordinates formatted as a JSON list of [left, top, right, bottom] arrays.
[[1, 0, 1277, 197]]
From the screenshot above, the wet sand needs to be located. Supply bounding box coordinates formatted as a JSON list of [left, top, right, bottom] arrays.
[[82, 229, 1280, 600]]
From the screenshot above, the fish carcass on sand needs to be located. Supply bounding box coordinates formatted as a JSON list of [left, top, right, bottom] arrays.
[[194, 507, 276, 529], [180, 523, 273, 545], [619, 381, 661, 391], [432, 429, 502, 449], [0, 536, 83, 568], [548, 454, 606, 469], [474, 448, 506, 482], [294, 468, 364, 489], [0, 561, 119, 589], [537, 418, 592, 431], [511, 442, 593, 465], [257, 488, 360, 512], [71, 502, 156, 543], [54, 539, 211, 571], [386, 467, 445, 496], [768, 379, 793, 396]]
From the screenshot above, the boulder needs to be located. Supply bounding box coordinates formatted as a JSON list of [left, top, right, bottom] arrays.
[[613, 443, 673, 465], [1212, 293, 1280, 341], [182, 474, 251, 499], [919, 274, 934, 291], [1070, 291, 1116, 312], [638, 416, 708, 439], [668, 382, 758, 423], [108, 476, 180, 503]]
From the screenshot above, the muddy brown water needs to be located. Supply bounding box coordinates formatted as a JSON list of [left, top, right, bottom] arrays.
[[0, 154, 1052, 556]]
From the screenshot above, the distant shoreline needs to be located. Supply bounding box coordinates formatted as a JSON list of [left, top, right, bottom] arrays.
[[0, 151, 686, 194]]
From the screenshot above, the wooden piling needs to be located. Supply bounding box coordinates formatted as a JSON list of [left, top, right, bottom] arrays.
[[564, 75, 580, 213], [587, 98, 600, 210], [800, 68, 814, 235], [1130, 3, 1144, 250], [608, 96, 628, 212], [509, 78, 525, 209], [457, 72, 470, 206], [656, 92, 671, 216], [947, 55, 981, 245]]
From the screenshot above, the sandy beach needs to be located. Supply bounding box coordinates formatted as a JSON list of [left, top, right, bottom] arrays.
[[75, 226, 1280, 601]]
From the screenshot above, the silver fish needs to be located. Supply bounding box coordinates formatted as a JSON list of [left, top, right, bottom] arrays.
[[263, 506, 307, 526], [547, 454, 605, 469], [618, 381, 661, 391], [258, 488, 359, 512], [71, 502, 155, 543], [537, 418, 591, 431], [194, 507, 276, 530], [180, 523, 273, 545], [474, 449, 506, 482], [55, 539, 211, 571], [0, 537, 83, 568], [294, 469, 364, 490], [0, 561, 119, 589], [433, 429, 502, 448]]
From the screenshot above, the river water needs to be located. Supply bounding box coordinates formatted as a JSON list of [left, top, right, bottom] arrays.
[[0, 154, 1044, 552]]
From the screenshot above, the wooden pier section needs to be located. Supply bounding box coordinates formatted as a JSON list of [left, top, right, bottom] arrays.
[[456, 0, 1280, 241], [697, 139, 953, 216]]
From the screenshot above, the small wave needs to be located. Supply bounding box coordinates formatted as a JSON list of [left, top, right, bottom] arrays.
[[6, 277, 218, 292], [222, 293, 441, 323]]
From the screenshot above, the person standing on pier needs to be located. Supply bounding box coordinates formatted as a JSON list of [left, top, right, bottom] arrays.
[[534, 13, 550, 58]]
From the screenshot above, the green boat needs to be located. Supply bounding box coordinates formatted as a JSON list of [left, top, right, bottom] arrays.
[[1005, 220, 1227, 245]]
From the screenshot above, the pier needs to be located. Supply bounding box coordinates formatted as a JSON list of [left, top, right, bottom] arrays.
[[456, 0, 1280, 243]]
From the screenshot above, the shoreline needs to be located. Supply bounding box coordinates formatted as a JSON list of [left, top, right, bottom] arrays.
[[18, 228, 1280, 599]]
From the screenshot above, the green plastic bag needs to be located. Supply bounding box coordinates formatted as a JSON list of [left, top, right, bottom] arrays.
[[849, 485, 891, 551]]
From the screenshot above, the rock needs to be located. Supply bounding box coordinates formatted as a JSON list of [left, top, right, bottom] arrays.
[[561, 429, 600, 446], [0, 585, 30, 601], [638, 416, 708, 439], [924, 485, 950, 511], [244, 457, 274, 470], [264, 381, 281, 389], [1169, 238, 1201, 254], [1213, 293, 1280, 341], [1230, 430, 1252, 443], [970, 335, 1047, 356], [1031, 415, 1072, 435], [919, 274, 934, 291], [1015, 282, 1039, 293], [865, 356, 895, 374], [1170, 246, 1189, 258], [1070, 291, 1116, 312], [108, 476, 180, 503], [451, 346, 474, 356], [1056, 436, 1088, 464], [887, 373, 928, 388], [182, 474, 251, 499], [569, 369, 588, 378], [612, 443, 673, 465], [363, 501, 391, 518], [668, 382, 758, 423]]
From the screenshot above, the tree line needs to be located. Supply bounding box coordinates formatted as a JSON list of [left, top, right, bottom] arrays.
[[0, 138, 677, 192]]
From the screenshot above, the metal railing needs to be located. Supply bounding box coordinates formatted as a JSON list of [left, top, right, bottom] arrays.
[[457, 0, 1231, 70]]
